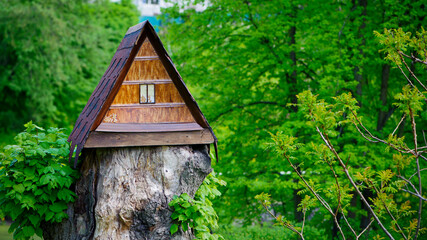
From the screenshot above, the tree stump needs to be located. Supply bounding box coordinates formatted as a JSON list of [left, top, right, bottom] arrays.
[[42, 145, 212, 240]]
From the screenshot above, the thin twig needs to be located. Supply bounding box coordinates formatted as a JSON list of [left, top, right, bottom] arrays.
[[419, 154, 427, 162], [398, 175, 421, 195], [350, 110, 419, 157], [357, 219, 374, 239], [392, 114, 406, 136], [316, 127, 396, 240], [354, 124, 380, 143], [409, 109, 422, 240], [282, 150, 346, 239], [399, 51, 427, 65], [340, 208, 358, 238], [260, 202, 305, 239], [396, 63, 417, 89], [398, 52, 427, 91], [366, 179, 407, 240], [423, 130, 427, 148], [324, 155, 342, 216], [301, 209, 306, 236], [400, 189, 427, 201], [409, 168, 427, 181]]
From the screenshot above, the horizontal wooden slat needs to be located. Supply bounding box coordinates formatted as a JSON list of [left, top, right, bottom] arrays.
[[84, 129, 215, 148], [122, 79, 172, 85], [135, 56, 159, 61], [111, 83, 184, 105], [96, 122, 203, 132], [103, 106, 195, 123], [125, 60, 170, 81], [110, 103, 186, 108]]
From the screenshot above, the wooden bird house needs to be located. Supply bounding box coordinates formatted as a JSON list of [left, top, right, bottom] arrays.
[[68, 21, 216, 166]]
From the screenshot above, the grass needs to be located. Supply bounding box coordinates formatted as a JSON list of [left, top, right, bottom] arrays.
[[0, 224, 12, 240], [0, 223, 42, 240]]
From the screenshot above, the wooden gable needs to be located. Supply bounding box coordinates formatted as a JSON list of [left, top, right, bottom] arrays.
[[99, 38, 197, 127], [68, 21, 217, 167]]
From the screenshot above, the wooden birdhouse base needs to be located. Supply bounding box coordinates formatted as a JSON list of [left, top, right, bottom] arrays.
[[84, 128, 214, 148]]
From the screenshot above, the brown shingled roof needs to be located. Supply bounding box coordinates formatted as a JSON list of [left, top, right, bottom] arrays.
[[68, 21, 217, 167]]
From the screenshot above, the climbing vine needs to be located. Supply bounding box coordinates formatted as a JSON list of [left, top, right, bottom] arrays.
[[169, 172, 226, 240]]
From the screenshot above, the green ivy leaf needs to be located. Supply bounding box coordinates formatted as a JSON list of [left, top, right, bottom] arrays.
[[170, 224, 179, 235], [13, 184, 25, 193], [22, 225, 35, 237], [182, 202, 191, 208], [8, 221, 20, 234], [178, 214, 187, 221], [21, 195, 36, 209], [182, 223, 188, 232], [34, 189, 43, 196], [184, 209, 193, 217], [45, 211, 54, 221], [171, 212, 180, 220], [49, 202, 67, 213], [28, 214, 40, 227]]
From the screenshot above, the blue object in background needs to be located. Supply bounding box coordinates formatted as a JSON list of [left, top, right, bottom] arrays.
[[140, 16, 161, 31]]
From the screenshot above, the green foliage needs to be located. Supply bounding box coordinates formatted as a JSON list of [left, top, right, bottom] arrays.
[[267, 87, 426, 238], [0, 0, 139, 137], [393, 85, 425, 116], [169, 172, 226, 240], [218, 225, 295, 240], [374, 28, 427, 67], [255, 192, 301, 231], [0, 122, 79, 239], [217, 224, 329, 240], [160, 2, 427, 231]]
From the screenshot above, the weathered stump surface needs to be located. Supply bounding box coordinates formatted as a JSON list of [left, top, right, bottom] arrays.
[[42, 145, 212, 240]]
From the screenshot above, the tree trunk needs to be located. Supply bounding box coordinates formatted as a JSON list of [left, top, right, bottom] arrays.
[[353, 0, 367, 105], [377, 64, 390, 131], [42, 145, 212, 240]]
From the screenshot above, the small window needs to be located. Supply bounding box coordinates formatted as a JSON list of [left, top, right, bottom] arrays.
[[151, 0, 159, 4], [140, 84, 155, 104]]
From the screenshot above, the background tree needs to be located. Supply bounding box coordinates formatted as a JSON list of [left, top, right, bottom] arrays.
[[160, 0, 427, 237], [0, 0, 139, 143]]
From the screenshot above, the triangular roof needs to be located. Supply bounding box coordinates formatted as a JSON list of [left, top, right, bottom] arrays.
[[68, 21, 217, 167]]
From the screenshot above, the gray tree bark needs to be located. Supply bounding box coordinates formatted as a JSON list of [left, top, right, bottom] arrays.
[[42, 145, 212, 240]]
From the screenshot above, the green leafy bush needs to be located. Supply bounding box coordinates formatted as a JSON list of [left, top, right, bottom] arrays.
[[218, 225, 327, 240], [218, 225, 293, 240], [0, 122, 78, 239], [169, 172, 226, 240]]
